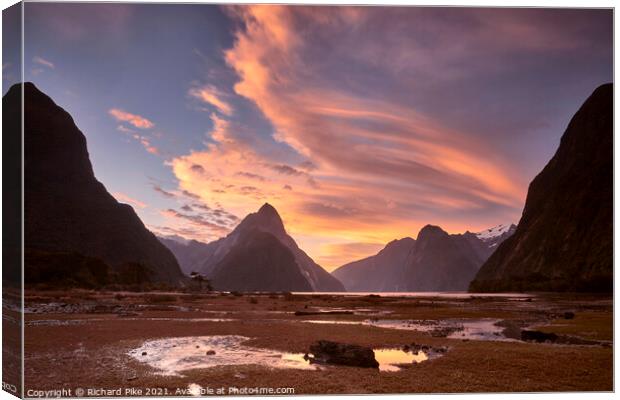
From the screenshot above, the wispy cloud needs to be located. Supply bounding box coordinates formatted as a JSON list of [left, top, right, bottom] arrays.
[[151, 184, 176, 198], [169, 6, 611, 268], [189, 84, 233, 116], [33, 56, 55, 69], [109, 108, 154, 129], [112, 192, 147, 209]]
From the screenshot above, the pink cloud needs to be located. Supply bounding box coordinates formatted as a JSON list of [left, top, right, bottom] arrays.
[[33, 56, 55, 69], [109, 108, 154, 129], [189, 85, 233, 116], [112, 192, 147, 209]]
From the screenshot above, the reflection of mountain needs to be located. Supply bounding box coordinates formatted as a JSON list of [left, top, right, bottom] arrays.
[[182, 204, 345, 292], [470, 84, 613, 292], [332, 224, 514, 292], [15, 82, 184, 286]]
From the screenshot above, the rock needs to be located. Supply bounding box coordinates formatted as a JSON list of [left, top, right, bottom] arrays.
[[470, 84, 613, 293], [141, 351, 147, 356], [309, 340, 379, 368], [563, 312, 575, 320], [12, 83, 185, 286], [521, 330, 558, 343], [127, 375, 138, 381], [206, 350, 216, 355]]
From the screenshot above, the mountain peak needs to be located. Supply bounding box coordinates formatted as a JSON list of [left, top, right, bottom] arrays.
[[417, 224, 448, 241], [258, 202, 279, 217]]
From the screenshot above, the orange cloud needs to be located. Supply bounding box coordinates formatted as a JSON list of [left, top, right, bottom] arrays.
[[109, 108, 154, 129], [169, 6, 530, 268]]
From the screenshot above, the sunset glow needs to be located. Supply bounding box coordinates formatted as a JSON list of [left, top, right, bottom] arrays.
[[9, 4, 612, 270]]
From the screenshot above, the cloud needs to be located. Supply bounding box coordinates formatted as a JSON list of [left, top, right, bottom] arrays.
[[189, 84, 233, 116], [109, 108, 154, 129], [116, 125, 135, 134], [152, 184, 176, 198], [116, 125, 161, 155], [33, 56, 55, 69], [160, 205, 239, 241], [169, 6, 610, 267], [236, 172, 266, 181], [268, 164, 303, 176], [112, 192, 147, 209]]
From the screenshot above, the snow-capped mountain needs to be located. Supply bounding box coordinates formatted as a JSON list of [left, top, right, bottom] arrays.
[[475, 224, 517, 248]]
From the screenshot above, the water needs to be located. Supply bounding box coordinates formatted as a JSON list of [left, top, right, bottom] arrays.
[[127, 335, 317, 376], [301, 318, 514, 342], [374, 348, 432, 372], [292, 292, 534, 299], [27, 317, 235, 327], [129, 335, 445, 376]]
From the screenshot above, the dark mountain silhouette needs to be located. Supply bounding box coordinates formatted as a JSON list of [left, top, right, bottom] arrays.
[[332, 238, 415, 291], [12, 82, 184, 286], [198, 203, 345, 291], [208, 229, 313, 292], [333, 224, 514, 292], [470, 83, 613, 292], [159, 236, 216, 276], [403, 225, 487, 291]]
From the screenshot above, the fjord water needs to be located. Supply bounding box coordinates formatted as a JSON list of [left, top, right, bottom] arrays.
[[292, 292, 534, 299]]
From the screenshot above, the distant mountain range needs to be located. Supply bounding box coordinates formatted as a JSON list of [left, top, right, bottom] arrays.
[[12, 82, 185, 287], [470, 83, 613, 292], [332, 223, 515, 292], [161, 204, 345, 292], [15, 81, 610, 293]]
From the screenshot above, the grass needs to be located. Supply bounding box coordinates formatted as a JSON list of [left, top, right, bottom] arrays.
[[536, 311, 612, 341]]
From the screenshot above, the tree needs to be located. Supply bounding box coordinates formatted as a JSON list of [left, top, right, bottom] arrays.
[[189, 271, 213, 291]]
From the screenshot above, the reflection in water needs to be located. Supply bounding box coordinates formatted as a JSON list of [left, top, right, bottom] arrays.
[[374, 348, 430, 372], [366, 318, 514, 341], [129, 335, 445, 376], [292, 292, 535, 299], [128, 335, 317, 376], [187, 384, 203, 396]]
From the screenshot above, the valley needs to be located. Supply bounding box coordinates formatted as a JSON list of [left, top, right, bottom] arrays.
[[19, 290, 612, 394]]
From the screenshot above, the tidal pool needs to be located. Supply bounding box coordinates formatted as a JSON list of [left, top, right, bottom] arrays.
[[128, 335, 317, 376], [374, 348, 434, 372], [366, 318, 514, 341]]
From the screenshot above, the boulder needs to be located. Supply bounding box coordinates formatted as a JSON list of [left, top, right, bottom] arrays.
[[521, 330, 558, 343], [309, 340, 379, 368]]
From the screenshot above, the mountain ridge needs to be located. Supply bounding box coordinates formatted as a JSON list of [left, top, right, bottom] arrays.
[[14, 82, 185, 285], [470, 83, 613, 292], [332, 223, 514, 292]]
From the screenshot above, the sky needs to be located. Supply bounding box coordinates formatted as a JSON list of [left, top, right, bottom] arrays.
[[3, 4, 613, 270]]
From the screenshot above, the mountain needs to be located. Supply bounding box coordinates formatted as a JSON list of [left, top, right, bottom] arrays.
[[475, 224, 517, 250], [12, 82, 185, 286], [333, 224, 515, 292], [332, 238, 415, 291], [159, 236, 216, 276], [470, 83, 613, 292], [402, 225, 488, 291], [208, 229, 313, 292], [197, 203, 345, 292]]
